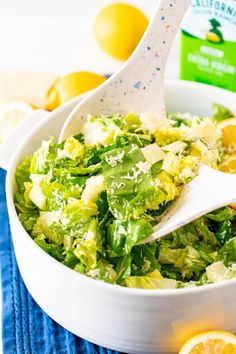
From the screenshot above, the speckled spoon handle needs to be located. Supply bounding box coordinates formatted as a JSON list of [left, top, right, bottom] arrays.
[[60, 0, 191, 141]]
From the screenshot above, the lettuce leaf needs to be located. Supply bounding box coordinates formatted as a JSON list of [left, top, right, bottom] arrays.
[[34, 235, 65, 262], [213, 103, 233, 122], [86, 259, 117, 284], [125, 270, 177, 289], [30, 138, 55, 174], [107, 219, 153, 257], [219, 238, 236, 266], [102, 144, 151, 195], [102, 145, 168, 219], [193, 217, 218, 246], [63, 251, 80, 268], [18, 210, 39, 232], [61, 201, 97, 226], [215, 221, 233, 245], [73, 219, 97, 269], [131, 243, 159, 276], [32, 211, 62, 244], [206, 207, 236, 222], [15, 155, 32, 191], [115, 255, 132, 284], [127, 187, 166, 219]]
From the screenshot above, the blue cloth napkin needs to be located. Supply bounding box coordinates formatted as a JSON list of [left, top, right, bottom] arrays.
[[0, 168, 121, 354]]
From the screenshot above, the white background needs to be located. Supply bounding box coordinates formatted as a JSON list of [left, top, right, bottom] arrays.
[[0, 0, 180, 77], [0, 1, 181, 352]]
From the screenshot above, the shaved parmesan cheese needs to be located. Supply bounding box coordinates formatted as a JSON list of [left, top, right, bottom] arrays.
[[30, 174, 47, 183], [81, 117, 120, 146], [82, 175, 105, 202], [29, 174, 48, 210], [141, 144, 166, 164], [105, 150, 125, 167], [162, 152, 181, 176], [191, 140, 219, 166], [162, 141, 187, 154], [206, 261, 234, 283], [38, 211, 61, 228], [139, 112, 169, 134], [181, 117, 222, 147], [29, 184, 47, 210]]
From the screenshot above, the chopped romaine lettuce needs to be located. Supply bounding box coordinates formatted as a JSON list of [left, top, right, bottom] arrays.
[[14, 108, 236, 289]]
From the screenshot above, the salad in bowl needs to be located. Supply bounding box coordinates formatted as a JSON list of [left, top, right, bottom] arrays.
[[14, 102, 236, 290]]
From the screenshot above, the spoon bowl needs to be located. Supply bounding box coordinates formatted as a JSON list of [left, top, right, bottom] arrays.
[[139, 165, 236, 244]]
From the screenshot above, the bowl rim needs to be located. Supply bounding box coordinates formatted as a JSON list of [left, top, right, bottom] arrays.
[[6, 79, 236, 298]]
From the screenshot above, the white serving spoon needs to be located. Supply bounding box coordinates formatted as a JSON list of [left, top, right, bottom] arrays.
[[59, 0, 236, 244], [59, 0, 191, 141], [139, 165, 236, 244]]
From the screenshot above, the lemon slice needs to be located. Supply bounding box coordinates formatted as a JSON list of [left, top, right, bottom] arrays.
[[179, 331, 236, 354], [218, 117, 236, 150], [0, 101, 34, 143]]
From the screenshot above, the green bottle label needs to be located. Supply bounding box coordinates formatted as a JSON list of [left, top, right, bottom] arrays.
[[181, 0, 236, 92]]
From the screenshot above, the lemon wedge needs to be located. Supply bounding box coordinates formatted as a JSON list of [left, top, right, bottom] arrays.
[[179, 330, 236, 354], [0, 101, 34, 143], [218, 118, 236, 151], [220, 154, 236, 173], [45, 72, 106, 111], [219, 155, 236, 209]]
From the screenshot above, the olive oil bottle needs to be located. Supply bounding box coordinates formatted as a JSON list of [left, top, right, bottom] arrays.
[[181, 0, 236, 92]]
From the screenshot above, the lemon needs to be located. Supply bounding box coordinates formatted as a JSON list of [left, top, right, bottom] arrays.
[[94, 3, 148, 60], [218, 117, 236, 151], [0, 101, 34, 143], [179, 330, 236, 354], [220, 154, 236, 173], [45, 72, 106, 111]]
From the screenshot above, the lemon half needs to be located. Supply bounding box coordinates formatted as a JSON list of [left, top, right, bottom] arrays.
[[45, 72, 106, 111], [0, 101, 34, 143], [179, 330, 236, 354]]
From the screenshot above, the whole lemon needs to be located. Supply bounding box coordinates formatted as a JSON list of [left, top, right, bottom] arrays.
[[45, 72, 106, 111], [94, 3, 148, 60]]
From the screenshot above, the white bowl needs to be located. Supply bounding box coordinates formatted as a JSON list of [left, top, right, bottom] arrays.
[[3, 80, 236, 354]]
